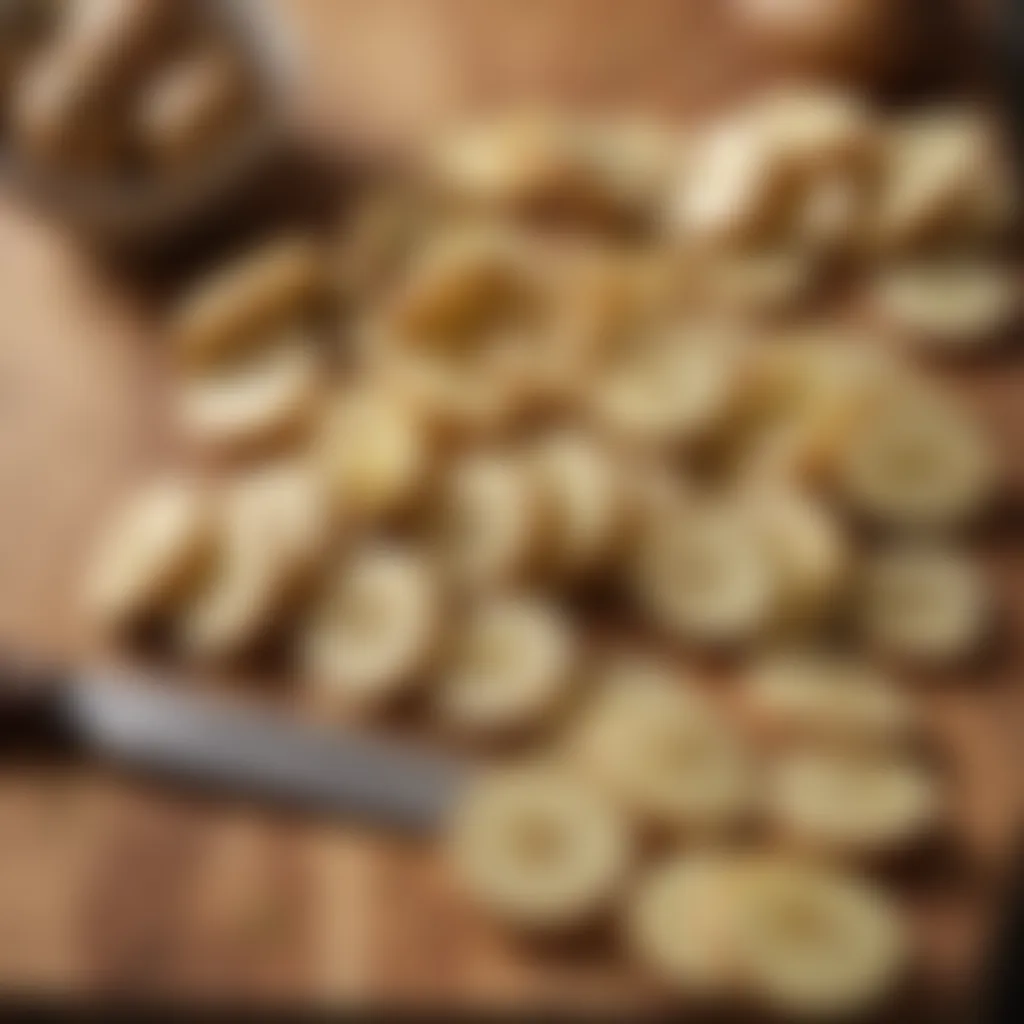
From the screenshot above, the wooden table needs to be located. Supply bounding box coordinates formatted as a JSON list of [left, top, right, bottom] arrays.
[[0, 0, 1021, 1013]]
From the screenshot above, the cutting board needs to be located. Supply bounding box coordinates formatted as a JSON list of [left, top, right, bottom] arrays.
[[0, 0, 1021, 1012]]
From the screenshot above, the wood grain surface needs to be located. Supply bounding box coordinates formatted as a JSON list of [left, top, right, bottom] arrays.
[[0, 0, 1021, 1013]]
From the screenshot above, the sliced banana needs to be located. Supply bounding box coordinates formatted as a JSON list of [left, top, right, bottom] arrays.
[[837, 386, 996, 530], [302, 544, 441, 708], [871, 110, 1017, 251], [743, 650, 915, 744], [627, 852, 744, 997], [84, 477, 214, 633], [740, 483, 849, 624], [767, 747, 941, 857], [733, 856, 907, 1019], [179, 462, 332, 660], [448, 765, 631, 932], [315, 385, 431, 524], [172, 238, 327, 367], [367, 225, 553, 430], [526, 430, 625, 579], [590, 321, 749, 449], [176, 330, 322, 453], [632, 500, 778, 646], [859, 544, 990, 665], [434, 595, 578, 735], [868, 258, 1018, 352], [571, 661, 754, 832], [429, 451, 547, 590]]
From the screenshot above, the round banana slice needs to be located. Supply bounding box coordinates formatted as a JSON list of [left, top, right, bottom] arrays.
[[429, 451, 546, 590], [743, 651, 915, 744], [434, 596, 578, 735], [868, 259, 1018, 352], [526, 430, 625, 579], [303, 545, 441, 708], [733, 856, 907, 1019], [740, 484, 849, 624], [633, 501, 778, 646], [859, 545, 990, 665], [172, 238, 327, 367], [590, 322, 749, 449], [367, 225, 553, 430], [448, 765, 631, 932], [837, 387, 995, 530], [871, 111, 1017, 251], [315, 386, 431, 524], [627, 853, 744, 997], [179, 463, 332, 660], [84, 477, 214, 633], [767, 747, 941, 857], [572, 665, 753, 833], [176, 331, 322, 453]]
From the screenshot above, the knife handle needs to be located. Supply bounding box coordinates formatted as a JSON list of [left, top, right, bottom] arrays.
[[0, 656, 74, 750]]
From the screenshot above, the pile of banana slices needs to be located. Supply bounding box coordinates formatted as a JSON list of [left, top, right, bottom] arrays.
[[84, 88, 1017, 1018]]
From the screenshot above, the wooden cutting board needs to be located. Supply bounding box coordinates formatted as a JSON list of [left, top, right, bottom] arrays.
[[0, 0, 1021, 1012]]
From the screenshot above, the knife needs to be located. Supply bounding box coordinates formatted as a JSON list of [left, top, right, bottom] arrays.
[[0, 658, 468, 833]]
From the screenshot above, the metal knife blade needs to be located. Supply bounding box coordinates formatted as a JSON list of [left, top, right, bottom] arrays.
[[14, 669, 469, 832]]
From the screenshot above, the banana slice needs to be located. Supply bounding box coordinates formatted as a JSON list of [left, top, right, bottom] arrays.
[[733, 856, 907, 1019], [740, 483, 849, 624], [590, 322, 749, 449], [172, 238, 327, 367], [179, 463, 332, 660], [302, 544, 441, 708], [315, 385, 431, 524], [633, 501, 778, 646], [84, 477, 214, 633], [176, 330, 322, 453], [571, 661, 753, 832], [429, 451, 547, 590], [434, 595, 577, 735], [448, 765, 630, 932], [767, 747, 941, 857], [627, 852, 744, 997], [859, 544, 990, 665], [743, 651, 915, 744], [367, 225, 553, 430], [526, 430, 625, 579], [868, 258, 1018, 352], [837, 386, 996, 530], [871, 111, 1017, 250]]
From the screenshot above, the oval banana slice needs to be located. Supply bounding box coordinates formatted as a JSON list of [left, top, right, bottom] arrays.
[[590, 322, 749, 449], [303, 544, 441, 708], [526, 430, 625, 579], [867, 258, 1018, 352], [633, 501, 778, 646], [767, 747, 941, 857], [179, 463, 332, 660], [837, 387, 996, 530], [571, 663, 754, 833], [449, 765, 631, 932], [429, 451, 547, 590], [172, 238, 327, 367], [627, 852, 744, 997], [434, 595, 578, 735], [176, 331, 322, 453], [743, 651, 915, 744], [733, 856, 907, 1020], [859, 544, 990, 665], [315, 385, 431, 524], [84, 477, 214, 633]]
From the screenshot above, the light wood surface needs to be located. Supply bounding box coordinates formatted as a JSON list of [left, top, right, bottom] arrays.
[[0, 0, 1020, 1012]]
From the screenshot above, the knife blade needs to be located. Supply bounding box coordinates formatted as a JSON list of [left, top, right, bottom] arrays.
[[1, 662, 468, 833]]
